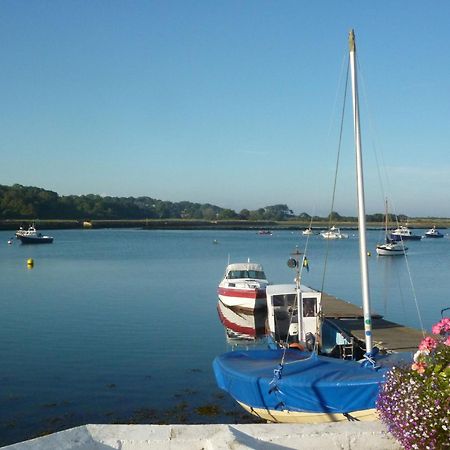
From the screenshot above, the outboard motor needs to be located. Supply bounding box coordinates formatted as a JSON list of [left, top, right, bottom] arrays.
[[305, 332, 316, 352]]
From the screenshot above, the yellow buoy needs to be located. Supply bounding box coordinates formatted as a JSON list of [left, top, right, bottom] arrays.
[[27, 258, 34, 268], [367, 252, 371, 257]]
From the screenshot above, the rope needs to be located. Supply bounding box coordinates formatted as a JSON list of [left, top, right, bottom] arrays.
[[402, 246, 426, 337], [320, 58, 349, 295], [356, 52, 426, 338]]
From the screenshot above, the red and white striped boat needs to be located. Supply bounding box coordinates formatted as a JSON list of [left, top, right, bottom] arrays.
[[217, 262, 268, 310]]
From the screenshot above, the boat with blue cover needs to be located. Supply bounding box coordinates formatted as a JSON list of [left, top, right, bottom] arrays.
[[214, 349, 408, 422], [213, 30, 412, 423]]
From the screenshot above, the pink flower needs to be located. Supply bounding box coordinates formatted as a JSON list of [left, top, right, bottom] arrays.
[[432, 318, 450, 335], [432, 324, 441, 335], [444, 336, 450, 347], [411, 361, 427, 374], [418, 336, 438, 351]]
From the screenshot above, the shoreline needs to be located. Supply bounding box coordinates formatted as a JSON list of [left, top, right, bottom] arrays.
[[1, 218, 448, 231]]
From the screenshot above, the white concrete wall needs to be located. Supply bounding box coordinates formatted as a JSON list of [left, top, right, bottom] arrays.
[[4, 422, 401, 450]]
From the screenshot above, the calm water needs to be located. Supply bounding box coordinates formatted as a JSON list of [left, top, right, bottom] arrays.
[[0, 228, 448, 445]]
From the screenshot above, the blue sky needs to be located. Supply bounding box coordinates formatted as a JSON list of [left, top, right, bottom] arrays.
[[0, 1, 449, 217]]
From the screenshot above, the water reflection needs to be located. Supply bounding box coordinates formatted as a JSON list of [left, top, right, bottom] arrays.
[[216, 296, 367, 360], [216, 300, 268, 342]]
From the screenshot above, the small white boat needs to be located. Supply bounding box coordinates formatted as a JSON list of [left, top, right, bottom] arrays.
[[16, 225, 54, 244], [424, 226, 444, 239], [217, 262, 268, 310], [320, 226, 348, 239], [376, 200, 407, 256], [302, 227, 315, 236], [376, 241, 407, 256]]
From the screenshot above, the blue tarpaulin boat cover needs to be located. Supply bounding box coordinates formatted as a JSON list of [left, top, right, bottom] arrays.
[[213, 349, 393, 414]]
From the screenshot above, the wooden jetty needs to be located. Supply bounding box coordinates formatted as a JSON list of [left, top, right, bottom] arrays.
[[321, 291, 424, 352]]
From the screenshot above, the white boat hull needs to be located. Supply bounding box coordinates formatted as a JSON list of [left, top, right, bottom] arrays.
[[320, 226, 348, 239], [218, 262, 268, 310], [217, 287, 266, 310], [321, 232, 348, 239], [376, 243, 407, 256]]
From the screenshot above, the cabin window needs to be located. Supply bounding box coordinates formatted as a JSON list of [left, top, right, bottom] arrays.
[[272, 294, 296, 307], [303, 297, 317, 317]]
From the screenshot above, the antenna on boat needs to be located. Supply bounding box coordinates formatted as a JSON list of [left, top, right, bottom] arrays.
[[288, 247, 304, 343], [349, 29, 373, 355]]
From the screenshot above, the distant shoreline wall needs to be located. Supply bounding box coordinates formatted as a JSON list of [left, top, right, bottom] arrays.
[[0, 219, 291, 231], [1, 219, 448, 231]]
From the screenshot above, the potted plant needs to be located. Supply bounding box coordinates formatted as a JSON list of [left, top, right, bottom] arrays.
[[376, 317, 450, 449]]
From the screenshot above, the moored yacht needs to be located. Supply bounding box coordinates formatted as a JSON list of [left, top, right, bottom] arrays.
[[320, 226, 348, 239], [424, 226, 444, 238], [376, 241, 407, 256], [389, 224, 421, 241], [16, 225, 54, 244], [376, 199, 407, 256], [217, 262, 269, 310]]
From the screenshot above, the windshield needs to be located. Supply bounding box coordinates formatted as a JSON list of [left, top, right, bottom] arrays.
[[227, 270, 266, 280]]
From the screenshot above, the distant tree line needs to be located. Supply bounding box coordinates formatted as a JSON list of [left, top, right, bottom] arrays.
[[0, 184, 295, 221], [0, 184, 407, 222]]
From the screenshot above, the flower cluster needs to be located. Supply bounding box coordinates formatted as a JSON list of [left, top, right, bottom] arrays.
[[376, 318, 450, 450]]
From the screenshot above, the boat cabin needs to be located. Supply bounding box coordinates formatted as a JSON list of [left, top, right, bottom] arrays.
[[225, 263, 267, 281], [266, 284, 321, 347]]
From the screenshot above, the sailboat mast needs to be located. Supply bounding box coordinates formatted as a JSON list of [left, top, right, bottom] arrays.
[[385, 198, 388, 241], [349, 29, 373, 354]]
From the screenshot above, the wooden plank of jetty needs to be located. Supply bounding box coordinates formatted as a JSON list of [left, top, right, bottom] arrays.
[[330, 317, 424, 352], [321, 291, 423, 352], [321, 292, 383, 319]]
